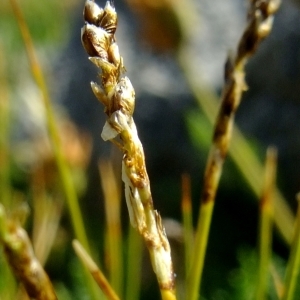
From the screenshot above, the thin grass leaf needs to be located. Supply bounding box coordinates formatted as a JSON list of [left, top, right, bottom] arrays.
[[0, 43, 11, 208], [8, 1, 101, 298], [9, 0, 90, 254], [31, 170, 63, 266], [99, 160, 123, 297], [256, 146, 277, 300], [282, 193, 300, 300], [181, 173, 193, 279], [125, 225, 142, 300], [72, 239, 120, 300]]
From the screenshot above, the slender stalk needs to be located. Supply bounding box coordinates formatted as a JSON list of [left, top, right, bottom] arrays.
[[9, 0, 90, 253], [256, 147, 277, 300], [175, 0, 293, 244], [125, 225, 143, 300], [186, 2, 281, 299], [270, 263, 284, 299], [181, 173, 193, 277], [99, 160, 123, 297], [282, 193, 300, 300], [81, 2, 176, 298], [0, 44, 11, 208], [31, 169, 63, 266], [73, 240, 120, 300]]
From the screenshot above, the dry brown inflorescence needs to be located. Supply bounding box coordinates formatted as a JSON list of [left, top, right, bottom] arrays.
[[81, 1, 176, 299]]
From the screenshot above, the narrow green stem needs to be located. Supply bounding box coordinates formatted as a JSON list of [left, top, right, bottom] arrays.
[[9, 1, 99, 298], [181, 173, 194, 278], [186, 200, 214, 300], [256, 147, 277, 300], [0, 45, 11, 208], [282, 194, 300, 300], [125, 225, 143, 300], [177, 53, 294, 244], [9, 0, 89, 253], [99, 161, 123, 297]]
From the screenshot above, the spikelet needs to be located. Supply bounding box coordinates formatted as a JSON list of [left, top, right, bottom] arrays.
[[81, 1, 176, 298]]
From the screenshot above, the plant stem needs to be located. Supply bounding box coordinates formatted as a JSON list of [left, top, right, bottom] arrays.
[[125, 225, 143, 300], [175, 0, 293, 245], [73, 240, 120, 300], [0, 204, 57, 300], [81, 2, 177, 298], [256, 147, 277, 300], [9, 0, 90, 254], [0, 44, 11, 208], [282, 193, 300, 300], [185, 2, 281, 299], [181, 173, 194, 278], [99, 160, 123, 297]]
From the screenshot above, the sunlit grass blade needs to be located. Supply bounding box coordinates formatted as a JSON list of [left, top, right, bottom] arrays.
[[186, 199, 214, 300], [8, 1, 100, 298], [99, 160, 123, 297], [282, 193, 300, 300], [0, 254, 16, 299], [0, 44, 11, 208], [256, 146, 277, 300], [181, 173, 193, 278], [125, 225, 143, 300], [0, 43, 15, 299], [9, 0, 90, 253], [72, 240, 120, 300], [270, 263, 284, 299], [31, 169, 63, 266]]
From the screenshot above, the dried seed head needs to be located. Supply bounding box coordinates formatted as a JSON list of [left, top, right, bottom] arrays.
[[83, 0, 104, 26], [114, 77, 135, 116], [81, 23, 110, 58], [108, 42, 121, 67], [99, 1, 118, 35], [91, 81, 108, 106]]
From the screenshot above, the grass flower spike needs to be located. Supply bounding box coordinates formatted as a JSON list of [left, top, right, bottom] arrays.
[[187, 1, 281, 299], [0, 204, 57, 300], [81, 1, 176, 299]]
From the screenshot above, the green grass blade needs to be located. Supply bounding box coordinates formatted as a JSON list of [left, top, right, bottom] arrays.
[[256, 147, 277, 300], [282, 194, 300, 300], [125, 225, 143, 300], [181, 173, 194, 279], [9, 0, 90, 253]]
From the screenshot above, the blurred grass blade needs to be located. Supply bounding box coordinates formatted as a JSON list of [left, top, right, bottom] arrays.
[[72, 240, 120, 300], [282, 193, 300, 300], [31, 169, 63, 266], [186, 199, 214, 300], [0, 44, 16, 299], [256, 147, 277, 300], [9, 0, 90, 253], [270, 263, 284, 299], [125, 225, 143, 300], [99, 160, 123, 297], [125, 224, 143, 300], [181, 173, 193, 278], [0, 44, 11, 208]]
